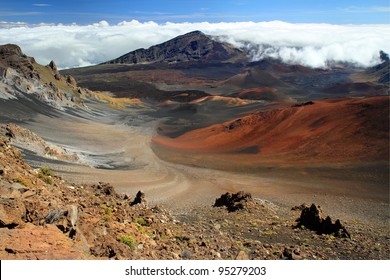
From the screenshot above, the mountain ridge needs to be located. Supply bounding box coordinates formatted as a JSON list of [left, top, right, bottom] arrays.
[[104, 30, 247, 65]]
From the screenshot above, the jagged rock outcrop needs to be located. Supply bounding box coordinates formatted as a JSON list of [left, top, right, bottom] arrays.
[[0, 44, 84, 108], [47, 60, 61, 80], [213, 191, 253, 212], [48, 60, 58, 72], [0, 44, 39, 80], [0, 44, 23, 57], [130, 191, 146, 206], [66, 75, 77, 87], [105, 31, 246, 65], [296, 204, 350, 238], [291, 203, 309, 211], [91, 182, 117, 197]]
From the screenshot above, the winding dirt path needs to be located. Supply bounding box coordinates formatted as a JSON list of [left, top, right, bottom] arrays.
[[22, 109, 389, 229]]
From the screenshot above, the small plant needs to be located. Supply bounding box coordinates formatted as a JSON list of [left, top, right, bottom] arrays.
[[40, 167, 56, 177], [36, 167, 56, 185], [136, 223, 145, 233], [250, 221, 259, 227], [236, 240, 246, 250], [174, 235, 190, 242], [119, 235, 136, 250], [102, 216, 110, 222], [135, 217, 148, 226], [37, 173, 53, 184], [13, 176, 33, 188], [263, 230, 278, 235], [100, 204, 112, 215], [300, 225, 306, 230]]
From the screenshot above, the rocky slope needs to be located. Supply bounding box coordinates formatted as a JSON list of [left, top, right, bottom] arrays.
[[153, 96, 389, 165], [0, 123, 79, 163], [0, 128, 389, 260], [0, 43, 145, 113], [0, 44, 83, 109], [104, 31, 247, 65]]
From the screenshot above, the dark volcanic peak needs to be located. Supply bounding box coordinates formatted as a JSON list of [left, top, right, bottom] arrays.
[[379, 50, 389, 62], [370, 51, 390, 84], [104, 31, 246, 65]]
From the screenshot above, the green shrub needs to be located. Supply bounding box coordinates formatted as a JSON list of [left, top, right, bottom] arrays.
[[36, 167, 56, 185], [135, 217, 148, 226], [40, 167, 56, 177], [100, 204, 112, 215], [263, 230, 278, 235], [174, 235, 190, 242], [13, 176, 33, 187], [119, 235, 136, 250], [37, 173, 53, 184]]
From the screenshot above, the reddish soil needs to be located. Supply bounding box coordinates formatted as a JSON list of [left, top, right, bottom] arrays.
[[153, 96, 389, 164], [236, 87, 290, 102]]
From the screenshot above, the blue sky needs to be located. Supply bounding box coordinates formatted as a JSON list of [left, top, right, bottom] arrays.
[[0, 0, 389, 24]]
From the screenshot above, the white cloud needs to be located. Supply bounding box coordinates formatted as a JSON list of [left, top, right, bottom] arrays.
[[0, 20, 388, 69], [32, 4, 51, 7]]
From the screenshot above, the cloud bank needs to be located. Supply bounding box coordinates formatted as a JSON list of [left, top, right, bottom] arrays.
[[0, 20, 388, 69]]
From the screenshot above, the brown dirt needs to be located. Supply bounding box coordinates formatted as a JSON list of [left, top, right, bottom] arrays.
[[1, 135, 389, 260]]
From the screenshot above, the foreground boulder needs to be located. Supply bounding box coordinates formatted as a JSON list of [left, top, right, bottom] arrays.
[[91, 182, 116, 197], [0, 197, 26, 229], [213, 191, 252, 212], [296, 204, 350, 238], [130, 191, 146, 206]]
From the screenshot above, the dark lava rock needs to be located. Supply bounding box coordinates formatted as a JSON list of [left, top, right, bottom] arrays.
[[92, 182, 116, 196], [130, 191, 146, 206], [90, 237, 118, 259], [292, 101, 314, 107], [213, 191, 252, 212], [48, 60, 58, 72], [291, 203, 309, 211], [296, 204, 350, 238], [225, 118, 243, 131], [5, 126, 15, 138], [44, 208, 67, 224]]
